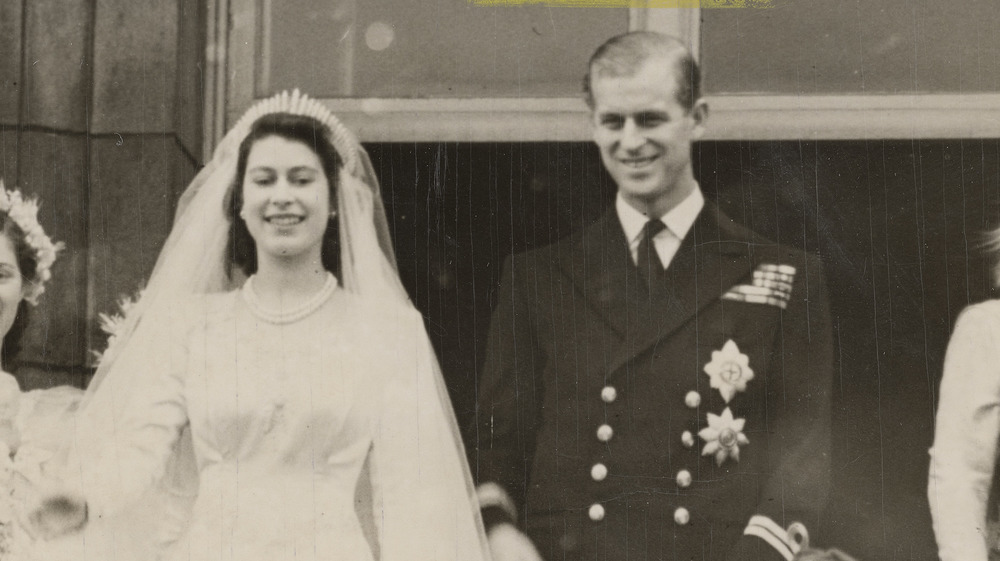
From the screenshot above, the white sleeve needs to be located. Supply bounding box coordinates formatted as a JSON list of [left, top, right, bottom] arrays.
[[68, 307, 191, 521], [368, 306, 489, 561], [929, 304, 1000, 561]]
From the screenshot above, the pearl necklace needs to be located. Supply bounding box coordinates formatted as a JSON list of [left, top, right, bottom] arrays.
[[242, 273, 338, 324]]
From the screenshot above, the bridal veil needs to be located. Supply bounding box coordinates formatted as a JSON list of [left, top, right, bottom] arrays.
[[36, 90, 490, 561]]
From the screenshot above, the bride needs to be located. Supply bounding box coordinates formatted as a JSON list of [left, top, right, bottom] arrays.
[[27, 91, 491, 561]]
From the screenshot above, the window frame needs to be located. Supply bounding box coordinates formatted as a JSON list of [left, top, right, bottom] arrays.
[[206, 0, 1000, 149]]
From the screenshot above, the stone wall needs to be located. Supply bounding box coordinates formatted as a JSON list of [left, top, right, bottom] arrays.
[[0, 0, 205, 386]]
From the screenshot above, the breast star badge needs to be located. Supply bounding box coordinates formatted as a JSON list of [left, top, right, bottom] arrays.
[[698, 407, 749, 466], [703, 339, 754, 403]]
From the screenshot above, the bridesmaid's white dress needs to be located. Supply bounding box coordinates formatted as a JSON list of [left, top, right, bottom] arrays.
[[930, 300, 1000, 561]]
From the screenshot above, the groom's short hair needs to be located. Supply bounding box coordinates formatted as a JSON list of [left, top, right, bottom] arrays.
[[583, 31, 701, 112]]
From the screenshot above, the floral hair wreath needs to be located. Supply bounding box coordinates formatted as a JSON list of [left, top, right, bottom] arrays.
[[0, 180, 63, 305]]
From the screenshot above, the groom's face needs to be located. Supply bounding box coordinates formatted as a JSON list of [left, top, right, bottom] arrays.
[[590, 57, 706, 213]]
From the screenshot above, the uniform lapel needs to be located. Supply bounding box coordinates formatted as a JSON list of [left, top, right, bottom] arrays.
[[610, 204, 757, 375], [652, 205, 754, 337], [562, 207, 647, 341], [561, 203, 759, 376]]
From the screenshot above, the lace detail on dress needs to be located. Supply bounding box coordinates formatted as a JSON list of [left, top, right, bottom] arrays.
[[0, 447, 38, 561], [0, 454, 17, 558]]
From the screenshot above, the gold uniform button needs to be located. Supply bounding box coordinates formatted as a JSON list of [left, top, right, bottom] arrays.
[[674, 507, 690, 526], [676, 469, 692, 488], [591, 463, 608, 481], [596, 424, 614, 442], [684, 391, 701, 408], [681, 430, 695, 448], [601, 386, 617, 403], [588, 503, 605, 522]]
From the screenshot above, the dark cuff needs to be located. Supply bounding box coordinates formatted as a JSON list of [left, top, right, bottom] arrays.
[[725, 515, 809, 561]]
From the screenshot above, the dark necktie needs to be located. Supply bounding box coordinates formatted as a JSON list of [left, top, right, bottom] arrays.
[[637, 219, 666, 286]]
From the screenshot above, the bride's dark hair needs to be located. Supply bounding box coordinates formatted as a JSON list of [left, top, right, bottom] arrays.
[[226, 112, 343, 277]]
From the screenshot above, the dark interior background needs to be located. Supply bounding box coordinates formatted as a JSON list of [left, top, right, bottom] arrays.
[[372, 139, 1000, 561]]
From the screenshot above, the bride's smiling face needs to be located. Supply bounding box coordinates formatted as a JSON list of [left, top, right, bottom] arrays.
[[241, 135, 332, 266]]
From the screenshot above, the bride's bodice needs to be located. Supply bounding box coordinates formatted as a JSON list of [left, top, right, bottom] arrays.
[[42, 285, 487, 561], [177, 288, 383, 559], [189, 288, 377, 479]]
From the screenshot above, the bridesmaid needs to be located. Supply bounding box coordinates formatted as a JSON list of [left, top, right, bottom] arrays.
[[929, 232, 1000, 561], [0, 182, 80, 557]]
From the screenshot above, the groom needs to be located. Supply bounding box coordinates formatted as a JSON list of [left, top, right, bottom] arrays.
[[470, 31, 834, 561]]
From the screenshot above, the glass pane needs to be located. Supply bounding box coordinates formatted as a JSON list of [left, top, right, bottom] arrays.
[[701, 0, 1000, 94], [259, 0, 628, 98]]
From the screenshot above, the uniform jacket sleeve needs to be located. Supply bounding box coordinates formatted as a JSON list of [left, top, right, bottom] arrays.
[[469, 253, 543, 526], [726, 252, 834, 561]]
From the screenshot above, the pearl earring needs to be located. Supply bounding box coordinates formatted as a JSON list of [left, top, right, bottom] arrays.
[[329, 210, 337, 219]]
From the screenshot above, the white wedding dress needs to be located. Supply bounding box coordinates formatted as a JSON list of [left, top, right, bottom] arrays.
[[35, 279, 483, 561], [23, 90, 488, 561]]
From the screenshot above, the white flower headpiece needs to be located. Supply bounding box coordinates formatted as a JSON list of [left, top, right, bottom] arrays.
[[91, 288, 144, 366], [0, 180, 63, 305]]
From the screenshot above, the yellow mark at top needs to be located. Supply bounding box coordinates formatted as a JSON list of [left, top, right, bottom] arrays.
[[468, 0, 772, 7]]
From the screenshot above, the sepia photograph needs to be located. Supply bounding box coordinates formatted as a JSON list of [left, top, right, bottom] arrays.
[[0, 1, 999, 559]]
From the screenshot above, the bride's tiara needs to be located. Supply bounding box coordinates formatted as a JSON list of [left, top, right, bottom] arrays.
[[0, 180, 63, 305], [222, 89, 362, 177]]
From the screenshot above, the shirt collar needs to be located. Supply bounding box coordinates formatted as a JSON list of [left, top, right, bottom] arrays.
[[616, 186, 705, 245]]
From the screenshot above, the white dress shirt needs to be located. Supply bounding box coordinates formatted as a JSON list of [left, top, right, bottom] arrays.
[[929, 299, 1000, 561], [616, 187, 705, 269]]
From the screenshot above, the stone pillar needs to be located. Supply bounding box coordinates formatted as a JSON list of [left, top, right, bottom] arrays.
[[0, 0, 205, 387]]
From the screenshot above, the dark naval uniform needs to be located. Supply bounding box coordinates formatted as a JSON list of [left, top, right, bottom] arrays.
[[471, 203, 833, 561]]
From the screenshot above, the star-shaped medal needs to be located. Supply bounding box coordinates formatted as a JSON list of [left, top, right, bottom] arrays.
[[703, 339, 754, 403], [698, 407, 749, 466]]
